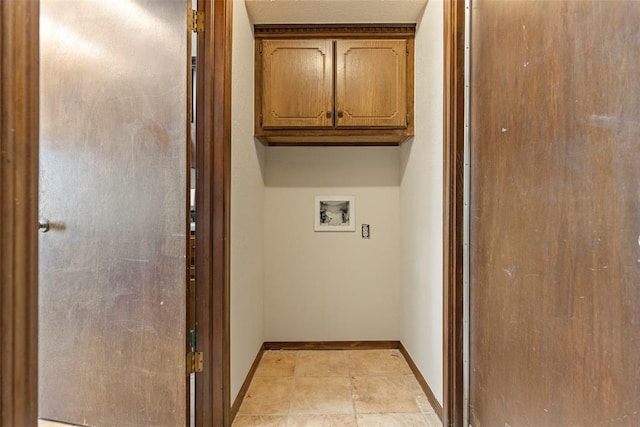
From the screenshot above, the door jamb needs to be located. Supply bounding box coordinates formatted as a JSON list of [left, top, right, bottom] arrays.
[[0, 1, 40, 425], [195, 0, 233, 425], [443, 0, 466, 426]]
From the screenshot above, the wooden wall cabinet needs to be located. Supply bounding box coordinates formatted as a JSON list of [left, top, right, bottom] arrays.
[[254, 25, 415, 146]]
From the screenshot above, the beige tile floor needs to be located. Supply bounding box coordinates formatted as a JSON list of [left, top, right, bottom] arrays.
[[233, 349, 443, 427]]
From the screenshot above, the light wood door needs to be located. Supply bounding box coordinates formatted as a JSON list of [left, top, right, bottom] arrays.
[[335, 39, 407, 128], [261, 39, 334, 128], [38, 0, 188, 425], [469, 0, 640, 425]]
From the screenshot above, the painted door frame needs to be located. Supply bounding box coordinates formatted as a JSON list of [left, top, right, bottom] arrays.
[[0, 0, 233, 425]]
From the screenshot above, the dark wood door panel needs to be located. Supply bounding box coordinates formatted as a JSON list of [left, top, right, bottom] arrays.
[[38, 1, 188, 425], [469, 1, 640, 425]]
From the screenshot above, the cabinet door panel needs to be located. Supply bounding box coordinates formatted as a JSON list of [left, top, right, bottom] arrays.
[[336, 40, 407, 128], [262, 39, 334, 128]]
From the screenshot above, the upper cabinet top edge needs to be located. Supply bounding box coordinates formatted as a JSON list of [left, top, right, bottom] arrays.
[[254, 23, 416, 39]]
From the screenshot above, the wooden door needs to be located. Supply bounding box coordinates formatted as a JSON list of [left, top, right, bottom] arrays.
[[38, 1, 189, 425], [469, 1, 640, 425], [335, 39, 407, 128], [260, 39, 334, 128]]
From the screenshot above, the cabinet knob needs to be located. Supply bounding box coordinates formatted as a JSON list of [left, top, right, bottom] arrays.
[[337, 110, 344, 118], [326, 111, 332, 119]]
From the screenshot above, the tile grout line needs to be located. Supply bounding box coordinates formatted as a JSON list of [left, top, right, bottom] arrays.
[[400, 369, 428, 424], [285, 350, 300, 425], [400, 365, 440, 425], [400, 356, 434, 426], [346, 350, 360, 426], [408, 373, 434, 426]]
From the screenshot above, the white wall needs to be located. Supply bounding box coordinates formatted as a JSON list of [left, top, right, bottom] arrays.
[[230, 0, 265, 403], [400, 0, 445, 405], [264, 147, 402, 341]]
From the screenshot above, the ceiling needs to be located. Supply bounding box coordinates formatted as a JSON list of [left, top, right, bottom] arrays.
[[244, 0, 429, 25]]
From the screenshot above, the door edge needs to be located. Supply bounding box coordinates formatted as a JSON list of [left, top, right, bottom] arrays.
[[0, 1, 40, 425]]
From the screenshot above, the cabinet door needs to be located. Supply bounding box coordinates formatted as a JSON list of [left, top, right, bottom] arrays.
[[261, 39, 334, 128], [335, 39, 407, 128]]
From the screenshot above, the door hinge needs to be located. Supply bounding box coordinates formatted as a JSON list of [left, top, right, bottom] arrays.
[[406, 42, 409, 56], [188, 351, 204, 374], [406, 113, 410, 126], [259, 41, 263, 55], [188, 10, 204, 33], [189, 329, 197, 349]]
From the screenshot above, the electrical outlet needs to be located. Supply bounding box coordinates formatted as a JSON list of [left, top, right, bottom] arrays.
[[361, 224, 370, 239]]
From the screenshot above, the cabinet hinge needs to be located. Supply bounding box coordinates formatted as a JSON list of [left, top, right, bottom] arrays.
[[188, 351, 204, 374], [259, 114, 263, 127], [406, 113, 410, 126], [406, 42, 409, 56], [188, 10, 204, 33], [259, 42, 263, 55]]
